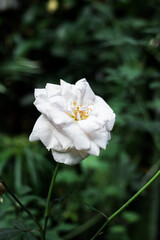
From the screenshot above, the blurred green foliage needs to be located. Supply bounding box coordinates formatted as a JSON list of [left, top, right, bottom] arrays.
[[0, 0, 160, 239]]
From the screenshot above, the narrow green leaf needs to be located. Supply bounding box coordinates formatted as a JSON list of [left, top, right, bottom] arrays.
[[23, 232, 37, 240], [0, 150, 13, 174], [13, 220, 27, 231], [0, 83, 6, 93], [0, 228, 22, 240], [14, 155, 22, 191], [25, 148, 38, 188]]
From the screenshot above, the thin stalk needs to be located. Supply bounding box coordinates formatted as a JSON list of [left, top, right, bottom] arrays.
[[0, 176, 42, 233], [90, 169, 160, 240], [42, 163, 60, 240]]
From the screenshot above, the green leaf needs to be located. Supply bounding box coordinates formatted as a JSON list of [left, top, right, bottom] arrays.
[[46, 230, 63, 240], [0, 84, 7, 93], [0, 58, 40, 77], [56, 169, 78, 183], [56, 223, 77, 232], [0, 150, 13, 174], [23, 232, 37, 240], [25, 148, 38, 188], [14, 154, 22, 191], [13, 220, 26, 231], [0, 228, 22, 239], [14, 39, 44, 57], [109, 225, 127, 234], [122, 211, 140, 223]]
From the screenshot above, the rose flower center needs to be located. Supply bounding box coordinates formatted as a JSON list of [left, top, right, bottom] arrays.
[[67, 101, 91, 121]]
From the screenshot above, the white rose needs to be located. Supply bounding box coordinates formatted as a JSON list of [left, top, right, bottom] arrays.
[[29, 79, 115, 165]]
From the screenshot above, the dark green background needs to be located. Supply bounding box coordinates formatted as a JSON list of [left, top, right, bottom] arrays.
[[0, 0, 160, 239]]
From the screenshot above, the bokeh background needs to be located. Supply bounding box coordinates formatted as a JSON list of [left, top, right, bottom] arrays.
[[0, 0, 160, 239]]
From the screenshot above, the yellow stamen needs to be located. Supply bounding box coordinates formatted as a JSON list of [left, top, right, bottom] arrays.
[[67, 102, 91, 121]]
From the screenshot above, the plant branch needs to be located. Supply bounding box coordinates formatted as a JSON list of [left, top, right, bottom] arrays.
[[42, 162, 60, 240], [90, 169, 160, 240], [0, 176, 42, 233]]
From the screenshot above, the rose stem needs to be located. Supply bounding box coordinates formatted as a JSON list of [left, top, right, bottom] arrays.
[[42, 162, 60, 240], [90, 169, 160, 240], [0, 176, 43, 233]]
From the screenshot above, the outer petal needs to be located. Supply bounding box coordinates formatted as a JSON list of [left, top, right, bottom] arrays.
[[107, 118, 116, 131], [88, 141, 100, 156], [60, 79, 78, 104], [54, 127, 74, 150], [34, 89, 47, 105], [78, 117, 109, 149], [34, 85, 73, 127], [46, 83, 61, 98], [52, 149, 83, 165], [29, 114, 74, 151], [34, 102, 73, 126], [49, 96, 67, 111], [108, 132, 111, 141], [79, 151, 89, 159], [29, 114, 61, 150], [90, 130, 109, 149], [62, 122, 91, 151], [78, 116, 103, 133], [75, 78, 95, 104], [93, 96, 116, 130]]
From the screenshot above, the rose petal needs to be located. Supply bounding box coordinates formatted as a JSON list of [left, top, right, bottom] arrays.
[[91, 130, 109, 149], [88, 141, 100, 156], [78, 116, 102, 133], [34, 102, 73, 126], [49, 96, 66, 111], [94, 96, 115, 128], [78, 116, 109, 149], [52, 149, 83, 165], [62, 122, 91, 151], [107, 118, 116, 131], [108, 132, 111, 141], [60, 79, 77, 104], [34, 89, 47, 105], [29, 114, 62, 151], [79, 151, 90, 159], [53, 127, 74, 150], [29, 114, 74, 151], [75, 78, 95, 104], [46, 83, 61, 98]]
